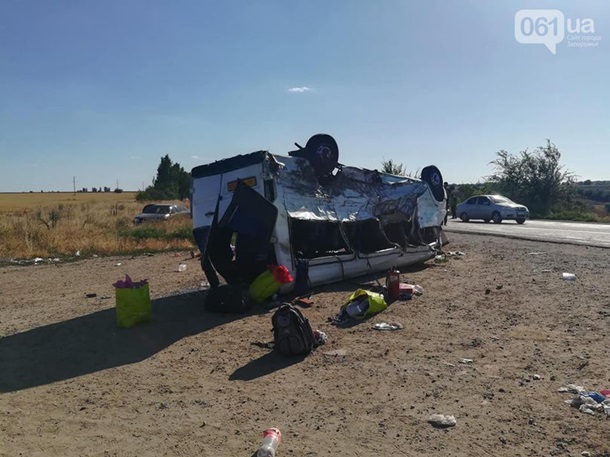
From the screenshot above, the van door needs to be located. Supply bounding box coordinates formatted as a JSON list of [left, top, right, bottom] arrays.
[[209, 180, 279, 284]]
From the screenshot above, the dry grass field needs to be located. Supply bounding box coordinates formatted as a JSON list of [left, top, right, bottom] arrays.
[[0, 192, 195, 260], [0, 191, 139, 212]]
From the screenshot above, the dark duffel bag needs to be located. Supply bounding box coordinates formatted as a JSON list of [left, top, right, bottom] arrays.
[[204, 285, 251, 314]]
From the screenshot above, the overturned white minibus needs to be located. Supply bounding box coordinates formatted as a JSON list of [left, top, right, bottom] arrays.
[[191, 134, 446, 290]]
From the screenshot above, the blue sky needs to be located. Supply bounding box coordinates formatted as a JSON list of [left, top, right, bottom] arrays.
[[0, 0, 608, 192]]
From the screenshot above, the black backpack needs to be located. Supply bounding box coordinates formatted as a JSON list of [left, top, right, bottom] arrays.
[[272, 303, 316, 356]]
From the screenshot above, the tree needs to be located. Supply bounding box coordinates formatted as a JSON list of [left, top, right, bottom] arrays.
[[488, 140, 575, 217], [137, 154, 191, 201], [381, 159, 406, 176]]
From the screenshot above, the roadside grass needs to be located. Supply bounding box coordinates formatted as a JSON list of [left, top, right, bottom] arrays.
[[0, 195, 195, 260], [535, 201, 609, 223], [542, 210, 602, 222]]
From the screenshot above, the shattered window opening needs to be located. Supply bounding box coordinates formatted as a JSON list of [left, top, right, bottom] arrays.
[[290, 219, 353, 260], [342, 219, 396, 255]]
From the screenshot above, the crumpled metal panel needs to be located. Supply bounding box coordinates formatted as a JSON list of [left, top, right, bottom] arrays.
[[275, 154, 437, 224]]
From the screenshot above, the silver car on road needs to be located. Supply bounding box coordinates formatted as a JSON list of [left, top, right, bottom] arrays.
[[456, 195, 529, 224], [133, 204, 190, 224]]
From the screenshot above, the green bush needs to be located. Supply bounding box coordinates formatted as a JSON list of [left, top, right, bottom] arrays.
[[166, 226, 194, 242], [543, 211, 598, 222]]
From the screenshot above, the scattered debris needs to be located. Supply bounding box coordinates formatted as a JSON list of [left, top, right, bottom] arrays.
[[579, 404, 596, 415], [532, 374, 542, 380], [323, 349, 347, 358], [313, 330, 328, 345], [559, 383, 609, 416], [372, 322, 403, 331], [413, 285, 424, 296], [434, 254, 447, 263], [293, 296, 314, 308], [459, 358, 473, 364], [562, 272, 577, 281], [177, 263, 187, 272], [446, 251, 465, 257], [85, 293, 97, 298], [428, 414, 457, 428]]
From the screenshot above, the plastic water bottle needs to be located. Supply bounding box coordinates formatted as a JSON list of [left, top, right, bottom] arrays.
[[257, 428, 281, 457]]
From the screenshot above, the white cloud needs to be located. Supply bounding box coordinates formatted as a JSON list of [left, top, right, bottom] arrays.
[[129, 155, 140, 159], [288, 86, 313, 93], [190, 155, 200, 160]]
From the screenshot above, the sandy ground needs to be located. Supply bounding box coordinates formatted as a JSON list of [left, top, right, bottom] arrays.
[[1, 233, 609, 457]]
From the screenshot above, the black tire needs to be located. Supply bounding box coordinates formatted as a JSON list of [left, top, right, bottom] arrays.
[[492, 211, 502, 224], [460, 212, 469, 222], [420, 166, 444, 202], [516, 218, 526, 224], [305, 134, 339, 179], [483, 219, 490, 223]]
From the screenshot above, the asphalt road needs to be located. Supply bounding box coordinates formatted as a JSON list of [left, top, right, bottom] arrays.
[[444, 218, 610, 248]]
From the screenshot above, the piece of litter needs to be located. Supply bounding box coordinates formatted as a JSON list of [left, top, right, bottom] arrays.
[[85, 293, 97, 298], [540, 269, 552, 273], [565, 384, 586, 394], [313, 330, 328, 345], [434, 255, 447, 263], [447, 251, 465, 256], [428, 414, 457, 427], [115, 263, 121, 266], [459, 358, 473, 364], [323, 349, 347, 357], [372, 322, 403, 331], [579, 404, 596, 416], [562, 272, 577, 281], [532, 374, 542, 380], [557, 387, 570, 393], [413, 285, 424, 296]]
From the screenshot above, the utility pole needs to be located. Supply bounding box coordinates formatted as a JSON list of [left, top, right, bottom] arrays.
[[73, 176, 76, 195]]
